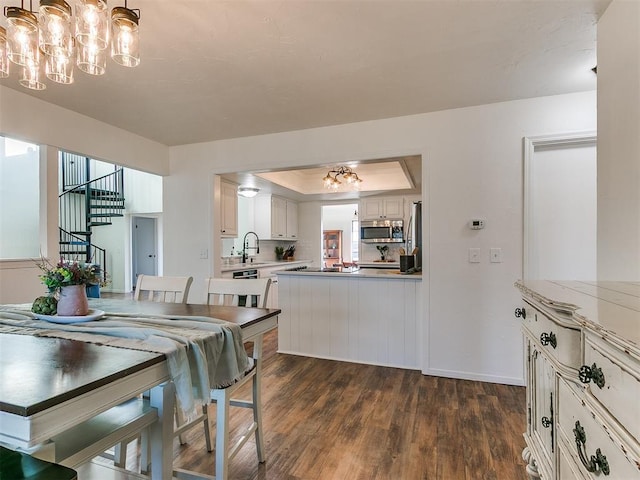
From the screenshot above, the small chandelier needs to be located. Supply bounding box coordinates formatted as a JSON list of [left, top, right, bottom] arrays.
[[2, 0, 140, 91], [322, 166, 363, 191]]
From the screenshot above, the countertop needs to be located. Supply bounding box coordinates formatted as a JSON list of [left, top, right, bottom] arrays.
[[278, 267, 422, 279], [221, 259, 310, 273], [515, 280, 640, 352]]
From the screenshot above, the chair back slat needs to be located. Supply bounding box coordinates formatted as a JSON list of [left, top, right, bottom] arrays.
[[203, 278, 271, 308], [134, 275, 193, 303]]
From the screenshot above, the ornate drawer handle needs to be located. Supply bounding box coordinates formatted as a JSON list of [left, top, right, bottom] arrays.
[[573, 421, 610, 475], [540, 332, 557, 349], [578, 363, 606, 388], [541, 416, 552, 428], [514, 307, 526, 319]]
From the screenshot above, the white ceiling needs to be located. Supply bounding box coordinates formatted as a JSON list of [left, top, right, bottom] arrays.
[[0, 0, 609, 147]]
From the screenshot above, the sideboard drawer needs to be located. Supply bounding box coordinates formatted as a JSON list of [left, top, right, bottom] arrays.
[[557, 378, 640, 479], [523, 303, 581, 369], [582, 334, 640, 443]]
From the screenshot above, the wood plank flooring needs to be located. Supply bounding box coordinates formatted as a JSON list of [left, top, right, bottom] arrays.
[[123, 328, 527, 480]]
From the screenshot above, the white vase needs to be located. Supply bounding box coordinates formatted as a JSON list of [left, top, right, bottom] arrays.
[[57, 285, 90, 316]]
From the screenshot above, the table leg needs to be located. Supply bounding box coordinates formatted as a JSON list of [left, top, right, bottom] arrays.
[[150, 382, 176, 480]]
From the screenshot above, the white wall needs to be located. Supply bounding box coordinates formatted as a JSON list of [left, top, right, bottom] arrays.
[[167, 91, 597, 385], [0, 86, 169, 303], [596, 0, 640, 280]]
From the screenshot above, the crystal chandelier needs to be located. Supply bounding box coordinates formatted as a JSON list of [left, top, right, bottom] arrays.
[[1, 0, 140, 90], [322, 166, 363, 191]]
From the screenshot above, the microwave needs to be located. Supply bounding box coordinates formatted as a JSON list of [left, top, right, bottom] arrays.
[[360, 219, 404, 243]]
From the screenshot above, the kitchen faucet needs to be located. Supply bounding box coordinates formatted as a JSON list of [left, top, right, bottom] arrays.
[[241, 231, 260, 263]]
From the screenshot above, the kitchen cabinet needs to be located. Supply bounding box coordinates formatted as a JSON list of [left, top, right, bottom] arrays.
[[360, 196, 404, 220], [515, 280, 640, 480], [220, 180, 238, 237], [323, 230, 342, 267], [254, 194, 298, 240]]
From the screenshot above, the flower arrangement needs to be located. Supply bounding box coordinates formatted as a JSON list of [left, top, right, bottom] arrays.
[[37, 257, 103, 294]]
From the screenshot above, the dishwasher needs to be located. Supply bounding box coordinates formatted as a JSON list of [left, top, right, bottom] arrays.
[[232, 269, 259, 306]]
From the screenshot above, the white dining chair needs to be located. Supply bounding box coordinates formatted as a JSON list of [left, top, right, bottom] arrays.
[[134, 275, 193, 303], [173, 277, 272, 480]]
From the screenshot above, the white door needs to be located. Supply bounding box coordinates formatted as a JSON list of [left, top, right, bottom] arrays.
[[524, 133, 597, 280], [132, 216, 157, 285]]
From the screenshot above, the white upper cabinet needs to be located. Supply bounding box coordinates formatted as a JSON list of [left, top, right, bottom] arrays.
[[220, 180, 238, 237], [360, 196, 404, 220], [254, 194, 298, 240]]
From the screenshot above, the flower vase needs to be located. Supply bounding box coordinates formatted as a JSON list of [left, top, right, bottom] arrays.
[[57, 285, 90, 316]]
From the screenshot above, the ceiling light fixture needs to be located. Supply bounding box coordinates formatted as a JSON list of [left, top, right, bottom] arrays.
[[322, 166, 363, 191], [238, 187, 260, 198], [2, 0, 140, 91]]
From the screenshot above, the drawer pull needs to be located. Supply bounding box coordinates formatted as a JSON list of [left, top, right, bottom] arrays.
[[573, 421, 610, 475], [540, 332, 557, 349], [578, 363, 606, 388], [541, 416, 552, 428], [514, 307, 526, 319]]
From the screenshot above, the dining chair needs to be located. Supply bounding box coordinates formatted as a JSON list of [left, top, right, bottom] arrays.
[[174, 277, 272, 480], [134, 274, 193, 303]]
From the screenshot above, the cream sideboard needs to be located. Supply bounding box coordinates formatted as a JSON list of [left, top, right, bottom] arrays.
[[515, 280, 640, 479]]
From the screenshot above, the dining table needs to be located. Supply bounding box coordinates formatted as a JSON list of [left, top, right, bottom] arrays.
[[0, 299, 280, 480]]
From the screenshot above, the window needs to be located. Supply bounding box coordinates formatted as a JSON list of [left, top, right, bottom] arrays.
[[0, 136, 41, 259]]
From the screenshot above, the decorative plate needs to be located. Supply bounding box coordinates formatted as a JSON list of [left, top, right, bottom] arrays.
[[33, 309, 105, 324]]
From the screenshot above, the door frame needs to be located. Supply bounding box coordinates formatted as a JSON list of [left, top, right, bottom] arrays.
[[127, 214, 163, 292], [522, 131, 597, 280]]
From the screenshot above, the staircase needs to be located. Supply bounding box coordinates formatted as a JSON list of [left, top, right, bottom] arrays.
[[59, 153, 125, 283]]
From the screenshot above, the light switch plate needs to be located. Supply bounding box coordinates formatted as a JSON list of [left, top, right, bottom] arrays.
[[469, 248, 480, 263], [490, 248, 502, 263]]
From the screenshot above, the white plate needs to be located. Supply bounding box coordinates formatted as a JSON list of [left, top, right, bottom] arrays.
[[33, 309, 105, 324]]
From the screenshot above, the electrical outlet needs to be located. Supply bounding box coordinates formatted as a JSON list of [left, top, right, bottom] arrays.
[[200, 249, 208, 259], [469, 248, 480, 263], [490, 248, 503, 263]]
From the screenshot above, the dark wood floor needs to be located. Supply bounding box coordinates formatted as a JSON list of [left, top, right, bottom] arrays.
[[122, 327, 527, 480]]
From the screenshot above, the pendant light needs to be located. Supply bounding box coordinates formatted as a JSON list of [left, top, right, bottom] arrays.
[[45, 46, 73, 83], [19, 49, 46, 90], [76, 39, 105, 75], [75, 0, 109, 49], [0, 27, 9, 78], [38, 0, 73, 57], [5, 5, 39, 67], [110, 3, 139, 67]]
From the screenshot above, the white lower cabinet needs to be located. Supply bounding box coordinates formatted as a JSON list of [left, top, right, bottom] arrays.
[[516, 281, 640, 480]]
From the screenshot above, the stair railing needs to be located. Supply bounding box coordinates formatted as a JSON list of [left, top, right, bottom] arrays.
[[58, 228, 107, 284]]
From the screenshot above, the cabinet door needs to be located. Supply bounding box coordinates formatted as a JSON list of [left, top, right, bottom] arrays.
[[220, 181, 238, 237], [286, 200, 298, 239], [361, 198, 384, 219], [271, 196, 287, 238], [530, 344, 556, 474], [383, 197, 403, 218]]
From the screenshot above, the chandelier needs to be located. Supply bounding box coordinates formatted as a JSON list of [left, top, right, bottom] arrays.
[[322, 166, 363, 191], [0, 0, 140, 90]]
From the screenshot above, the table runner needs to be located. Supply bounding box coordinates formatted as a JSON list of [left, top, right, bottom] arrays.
[[0, 306, 252, 420]]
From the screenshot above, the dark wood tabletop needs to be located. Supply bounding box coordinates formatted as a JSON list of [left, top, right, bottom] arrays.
[[88, 298, 281, 328], [0, 334, 163, 416], [0, 301, 281, 418]]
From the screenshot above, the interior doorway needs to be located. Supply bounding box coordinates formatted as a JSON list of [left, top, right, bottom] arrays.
[[524, 132, 597, 280], [321, 204, 359, 267], [132, 216, 158, 286]]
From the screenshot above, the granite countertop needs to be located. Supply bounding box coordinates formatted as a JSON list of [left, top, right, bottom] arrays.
[[278, 267, 422, 279], [221, 259, 310, 272], [515, 280, 640, 353]]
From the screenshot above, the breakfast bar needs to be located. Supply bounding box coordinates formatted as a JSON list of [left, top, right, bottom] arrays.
[[277, 268, 422, 369]]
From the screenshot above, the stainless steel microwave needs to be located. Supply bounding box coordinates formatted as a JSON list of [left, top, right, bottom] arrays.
[[360, 219, 404, 243]]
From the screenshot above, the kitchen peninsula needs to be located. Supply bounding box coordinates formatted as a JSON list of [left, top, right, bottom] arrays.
[[277, 268, 422, 369]]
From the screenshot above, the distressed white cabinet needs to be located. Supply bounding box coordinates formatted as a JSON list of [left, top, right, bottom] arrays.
[[360, 196, 404, 220], [254, 194, 298, 240], [219, 180, 238, 237], [515, 280, 640, 480]]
